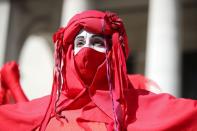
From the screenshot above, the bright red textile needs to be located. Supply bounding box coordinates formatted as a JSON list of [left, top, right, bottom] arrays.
[[74, 47, 106, 85], [0, 10, 196, 131], [0, 61, 28, 104]]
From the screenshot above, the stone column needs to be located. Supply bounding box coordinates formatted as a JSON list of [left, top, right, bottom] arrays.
[[60, 0, 94, 26], [0, 0, 10, 66], [145, 0, 181, 96]]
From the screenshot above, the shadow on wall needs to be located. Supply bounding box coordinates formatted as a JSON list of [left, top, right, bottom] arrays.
[[182, 51, 197, 99]]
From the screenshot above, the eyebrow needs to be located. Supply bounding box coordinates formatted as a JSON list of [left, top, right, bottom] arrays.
[[93, 35, 112, 40], [91, 35, 104, 39], [75, 36, 84, 39]]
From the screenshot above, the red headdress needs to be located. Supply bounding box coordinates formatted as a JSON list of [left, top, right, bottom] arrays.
[[40, 10, 131, 131]]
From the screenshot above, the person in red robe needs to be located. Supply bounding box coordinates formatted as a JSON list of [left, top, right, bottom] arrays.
[[0, 10, 197, 131]]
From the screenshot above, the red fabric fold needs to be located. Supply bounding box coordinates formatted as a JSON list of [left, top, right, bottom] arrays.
[[0, 61, 28, 104], [0, 10, 197, 131]]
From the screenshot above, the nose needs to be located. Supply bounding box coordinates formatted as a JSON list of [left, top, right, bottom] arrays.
[[83, 33, 91, 48], [83, 38, 90, 48]]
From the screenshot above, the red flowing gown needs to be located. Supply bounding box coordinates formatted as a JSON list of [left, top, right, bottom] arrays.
[[0, 74, 196, 131]]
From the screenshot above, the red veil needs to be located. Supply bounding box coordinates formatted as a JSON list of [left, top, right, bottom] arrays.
[[0, 10, 197, 131]]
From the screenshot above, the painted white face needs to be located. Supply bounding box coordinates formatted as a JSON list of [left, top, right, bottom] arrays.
[[74, 30, 106, 55]]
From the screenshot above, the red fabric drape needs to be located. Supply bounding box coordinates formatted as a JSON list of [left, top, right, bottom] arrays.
[[0, 61, 28, 104], [0, 10, 196, 131]]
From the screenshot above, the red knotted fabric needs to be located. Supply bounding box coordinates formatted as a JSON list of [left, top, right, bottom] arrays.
[[0, 10, 197, 131]]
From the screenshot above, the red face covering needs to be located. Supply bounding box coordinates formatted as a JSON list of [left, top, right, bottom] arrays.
[[74, 48, 106, 85]]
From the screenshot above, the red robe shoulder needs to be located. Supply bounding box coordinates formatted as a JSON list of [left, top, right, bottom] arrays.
[[0, 95, 50, 131], [0, 75, 197, 131]]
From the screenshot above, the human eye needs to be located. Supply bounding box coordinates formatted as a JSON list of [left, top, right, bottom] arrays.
[[75, 38, 85, 48], [76, 41, 85, 47], [94, 41, 104, 47], [91, 37, 105, 48]]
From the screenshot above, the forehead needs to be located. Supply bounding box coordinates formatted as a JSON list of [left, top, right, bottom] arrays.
[[76, 29, 102, 38]]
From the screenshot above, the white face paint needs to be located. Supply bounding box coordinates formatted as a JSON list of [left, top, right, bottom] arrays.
[[74, 30, 106, 55]]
